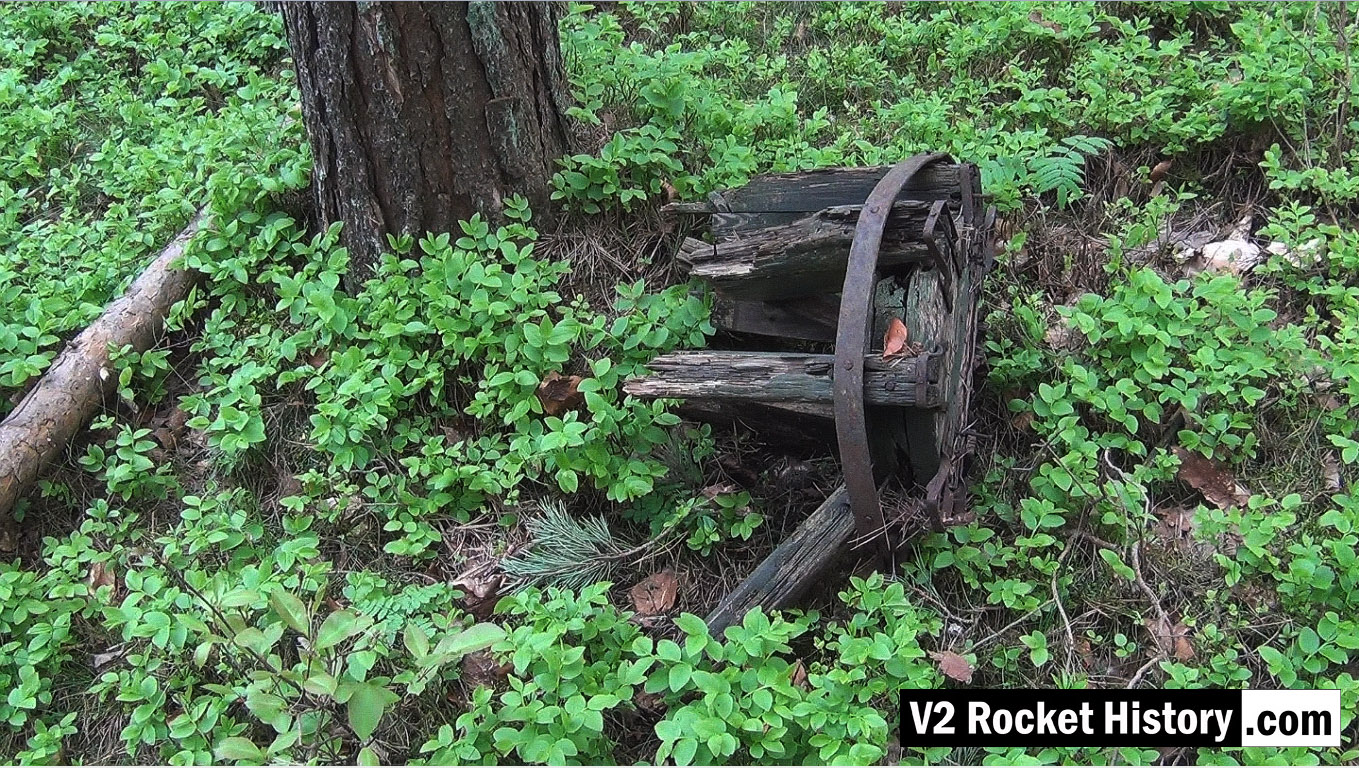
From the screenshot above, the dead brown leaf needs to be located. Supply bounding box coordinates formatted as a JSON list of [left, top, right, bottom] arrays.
[[882, 317, 909, 359], [461, 649, 511, 690], [929, 650, 974, 683], [630, 569, 678, 616], [1173, 447, 1251, 510], [1323, 452, 1343, 493], [1028, 10, 1063, 32], [1149, 159, 1174, 184], [701, 482, 738, 500], [1145, 615, 1194, 661], [453, 570, 503, 621], [1173, 629, 1195, 662], [1075, 638, 1094, 670], [535, 372, 584, 417], [87, 561, 117, 600], [1151, 505, 1196, 547]]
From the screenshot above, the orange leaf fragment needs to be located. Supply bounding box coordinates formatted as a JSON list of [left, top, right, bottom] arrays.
[[882, 317, 909, 359]]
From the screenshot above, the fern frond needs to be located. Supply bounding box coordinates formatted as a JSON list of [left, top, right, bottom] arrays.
[[1030, 134, 1111, 208]]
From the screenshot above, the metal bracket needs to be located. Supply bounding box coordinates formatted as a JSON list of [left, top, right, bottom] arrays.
[[834, 153, 951, 562], [912, 343, 945, 409]]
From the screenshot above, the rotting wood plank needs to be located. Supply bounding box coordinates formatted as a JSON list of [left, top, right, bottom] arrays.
[[705, 484, 854, 635], [664, 164, 969, 238], [672, 400, 836, 449], [680, 203, 939, 301], [711, 294, 840, 342], [623, 351, 943, 408]]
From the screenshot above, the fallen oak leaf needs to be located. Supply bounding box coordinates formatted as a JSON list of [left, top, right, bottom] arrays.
[[883, 317, 909, 359], [1172, 447, 1251, 510], [929, 650, 974, 683], [630, 569, 678, 616], [535, 371, 584, 417]]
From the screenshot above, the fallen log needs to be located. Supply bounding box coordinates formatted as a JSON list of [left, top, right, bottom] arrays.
[[0, 210, 210, 519], [705, 484, 854, 635]]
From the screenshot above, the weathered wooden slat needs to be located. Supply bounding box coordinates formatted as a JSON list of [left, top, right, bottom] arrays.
[[705, 484, 854, 635], [624, 351, 942, 408], [664, 164, 966, 215], [685, 203, 941, 301], [673, 400, 836, 448], [711, 294, 840, 342]]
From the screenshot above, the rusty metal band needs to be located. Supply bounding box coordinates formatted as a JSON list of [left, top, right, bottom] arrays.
[[833, 152, 950, 557]]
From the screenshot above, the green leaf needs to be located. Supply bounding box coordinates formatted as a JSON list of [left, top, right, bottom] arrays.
[[673, 613, 708, 638], [214, 737, 265, 763], [269, 590, 310, 634], [434, 622, 505, 660], [669, 664, 692, 692], [673, 736, 698, 765], [403, 622, 430, 659], [1298, 627, 1321, 655], [347, 682, 399, 742], [358, 746, 380, 766], [316, 609, 363, 651], [1098, 549, 1136, 582]]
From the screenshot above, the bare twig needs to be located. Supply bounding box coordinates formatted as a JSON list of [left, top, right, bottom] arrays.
[[1052, 539, 1078, 672], [1127, 653, 1166, 689], [969, 599, 1055, 652]]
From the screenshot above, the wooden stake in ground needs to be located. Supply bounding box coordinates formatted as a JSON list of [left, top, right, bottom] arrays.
[[0, 211, 209, 520]]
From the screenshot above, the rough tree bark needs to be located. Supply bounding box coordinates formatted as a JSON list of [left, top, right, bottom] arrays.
[[283, 1, 573, 273]]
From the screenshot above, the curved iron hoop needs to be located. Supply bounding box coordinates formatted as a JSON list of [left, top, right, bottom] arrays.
[[833, 152, 952, 561]]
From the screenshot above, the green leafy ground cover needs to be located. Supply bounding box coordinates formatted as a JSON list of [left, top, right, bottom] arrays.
[[3, 1, 1359, 765]]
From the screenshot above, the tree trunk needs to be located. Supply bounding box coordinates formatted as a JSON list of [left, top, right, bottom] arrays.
[[283, 1, 572, 274]]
